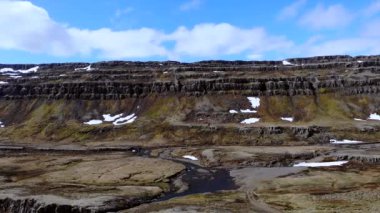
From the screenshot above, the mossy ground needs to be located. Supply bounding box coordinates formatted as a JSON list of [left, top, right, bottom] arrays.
[[0, 94, 379, 144]]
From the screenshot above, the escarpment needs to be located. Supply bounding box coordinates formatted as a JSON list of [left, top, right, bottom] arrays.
[[0, 55, 380, 100], [0, 55, 379, 144]]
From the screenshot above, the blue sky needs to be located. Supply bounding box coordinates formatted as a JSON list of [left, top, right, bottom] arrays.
[[1, 0, 380, 63]]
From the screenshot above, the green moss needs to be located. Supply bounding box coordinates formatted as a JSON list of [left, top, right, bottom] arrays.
[[318, 88, 327, 94], [318, 94, 350, 120]]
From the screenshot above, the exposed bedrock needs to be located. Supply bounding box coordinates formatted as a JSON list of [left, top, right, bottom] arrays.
[[0, 55, 380, 99], [0, 198, 89, 213], [166, 125, 331, 145], [0, 79, 379, 100]]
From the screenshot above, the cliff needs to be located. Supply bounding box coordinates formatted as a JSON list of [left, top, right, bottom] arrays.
[[0, 55, 379, 144], [0, 55, 379, 100]]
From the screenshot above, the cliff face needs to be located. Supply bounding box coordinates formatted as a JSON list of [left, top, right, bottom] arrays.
[[0, 55, 379, 100], [0, 55, 379, 144]]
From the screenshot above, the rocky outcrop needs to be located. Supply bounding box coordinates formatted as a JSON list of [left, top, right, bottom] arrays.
[[335, 155, 380, 164], [0, 55, 379, 99], [0, 198, 90, 213]]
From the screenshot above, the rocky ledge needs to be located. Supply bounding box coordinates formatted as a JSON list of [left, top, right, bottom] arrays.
[[0, 55, 379, 99]]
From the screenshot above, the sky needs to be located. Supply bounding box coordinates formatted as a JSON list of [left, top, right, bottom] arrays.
[[1, 0, 380, 63]]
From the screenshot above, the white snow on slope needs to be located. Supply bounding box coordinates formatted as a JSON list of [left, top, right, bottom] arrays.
[[0, 66, 39, 74], [241, 109, 257, 113], [0, 81, 8, 84], [75, 65, 93, 71], [241, 118, 260, 124], [330, 139, 363, 144], [282, 60, 293, 66], [293, 161, 348, 167], [0, 68, 14, 72], [102, 113, 123, 122], [357, 60, 363, 63], [183, 155, 198, 160], [113, 113, 137, 126], [22, 66, 39, 73], [369, 113, 380, 120], [354, 118, 364, 121], [229, 110, 238, 114], [84, 119, 103, 125], [0, 121, 4, 128], [281, 117, 294, 122], [247, 97, 260, 108], [84, 112, 137, 126]]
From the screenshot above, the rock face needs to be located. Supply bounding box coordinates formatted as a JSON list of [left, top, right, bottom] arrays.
[[0, 55, 379, 100], [0, 198, 90, 213]]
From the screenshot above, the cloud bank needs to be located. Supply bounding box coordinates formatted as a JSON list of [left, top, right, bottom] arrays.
[[0, 0, 294, 60], [1, 0, 380, 61]]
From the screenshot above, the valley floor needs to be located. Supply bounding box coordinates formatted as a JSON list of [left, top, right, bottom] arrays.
[[0, 141, 379, 212]]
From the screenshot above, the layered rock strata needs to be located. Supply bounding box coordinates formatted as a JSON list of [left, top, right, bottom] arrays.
[[0, 55, 379, 99]]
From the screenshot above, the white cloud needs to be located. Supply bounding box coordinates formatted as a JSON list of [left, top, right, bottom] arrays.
[[299, 4, 353, 29], [363, 0, 380, 16], [168, 23, 293, 58], [0, 0, 168, 59], [3, 0, 380, 61], [0, 0, 73, 56], [278, 0, 307, 20], [0, 1, 294, 60], [67, 28, 167, 59], [362, 19, 380, 37], [180, 0, 202, 11], [304, 38, 380, 56]]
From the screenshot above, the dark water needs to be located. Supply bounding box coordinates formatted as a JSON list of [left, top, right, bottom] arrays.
[[154, 161, 237, 202], [0, 145, 238, 208]]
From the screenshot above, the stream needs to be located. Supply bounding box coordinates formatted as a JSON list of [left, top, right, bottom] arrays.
[[0, 144, 239, 211]]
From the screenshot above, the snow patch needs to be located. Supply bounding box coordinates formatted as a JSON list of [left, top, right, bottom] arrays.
[[368, 113, 380, 120], [113, 113, 137, 126], [21, 66, 39, 73], [0, 66, 39, 75], [357, 60, 363, 63], [75, 65, 93, 71], [229, 110, 238, 114], [241, 118, 260, 124], [84, 120, 103, 125], [281, 117, 294, 122], [240, 109, 257, 113], [247, 97, 260, 108], [0, 121, 4, 128], [330, 139, 363, 144], [293, 161, 348, 167], [102, 113, 123, 122], [10, 76, 21, 79], [183, 155, 198, 161], [354, 118, 364, 121], [0, 68, 14, 72], [0, 81, 8, 84], [282, 60, 293, 66]]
